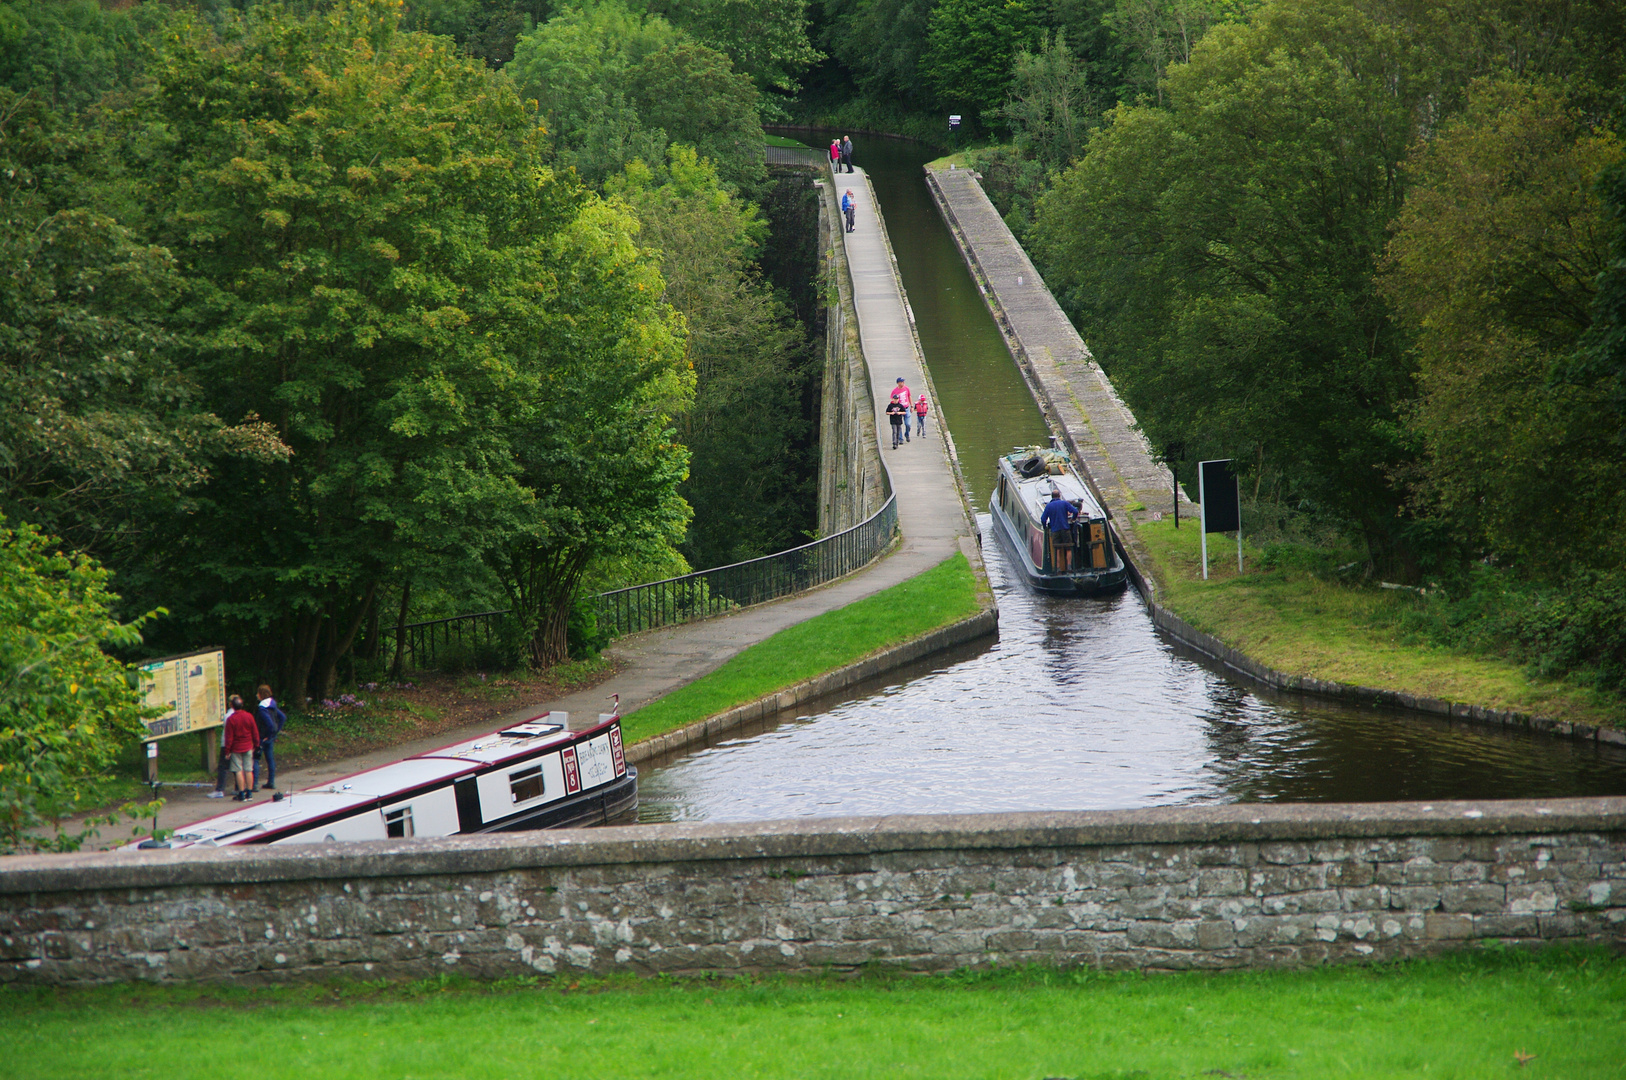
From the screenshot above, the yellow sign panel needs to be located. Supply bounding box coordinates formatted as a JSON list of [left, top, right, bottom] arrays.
[[138, 650, 226, 740]]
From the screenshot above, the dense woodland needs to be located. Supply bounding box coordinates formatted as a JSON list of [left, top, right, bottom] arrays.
[[2, 0, 1624, 848]]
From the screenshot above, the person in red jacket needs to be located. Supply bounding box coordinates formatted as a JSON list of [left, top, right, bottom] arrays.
[[222, 695, 261, 802]]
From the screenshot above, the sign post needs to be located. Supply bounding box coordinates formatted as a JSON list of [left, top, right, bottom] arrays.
[[136, 649, 227, 776], [1197, 459, 1241, 580]]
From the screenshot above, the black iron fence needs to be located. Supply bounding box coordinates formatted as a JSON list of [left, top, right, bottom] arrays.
[[379, 495, 897, 671], [596, 493, 897, 637]]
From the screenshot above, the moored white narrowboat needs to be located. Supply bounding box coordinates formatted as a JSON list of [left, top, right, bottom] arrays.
[[989, 446, 1128, 595], [138, 712, 635, 850]]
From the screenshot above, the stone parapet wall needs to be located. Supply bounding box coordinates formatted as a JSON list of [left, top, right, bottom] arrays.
[[2, 800, 1621, 985]]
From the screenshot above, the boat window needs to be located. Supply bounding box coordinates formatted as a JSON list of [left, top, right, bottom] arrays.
[[385, 806, 414, 838], [510, 764, 544, 803]]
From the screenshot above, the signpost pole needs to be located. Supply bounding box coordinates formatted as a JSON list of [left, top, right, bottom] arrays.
[[1199, 465, 1209, 580]]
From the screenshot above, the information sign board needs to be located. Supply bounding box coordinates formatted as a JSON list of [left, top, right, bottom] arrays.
[[138, 650, 226, 740]]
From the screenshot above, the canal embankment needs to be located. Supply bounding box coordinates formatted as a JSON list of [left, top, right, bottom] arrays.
[[924, 162, 1626, 744], [5, 798, 1621, 984]]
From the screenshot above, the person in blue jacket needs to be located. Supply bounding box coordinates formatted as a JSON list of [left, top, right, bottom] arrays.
[[252, 684, 287, 790], [1041, 489, 1081, 571], [841, 189, 856, 232]]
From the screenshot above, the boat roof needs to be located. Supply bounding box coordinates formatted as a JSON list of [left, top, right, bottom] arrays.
[[156, 710, 590, 847], [1000, 447, 1106, 517], [419, 716, 579, 767]]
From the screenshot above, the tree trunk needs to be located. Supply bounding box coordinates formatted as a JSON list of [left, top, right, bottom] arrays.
[[390, 577, 412, 680], [318, 583, 377, 701], [282, 609, 324, 712]]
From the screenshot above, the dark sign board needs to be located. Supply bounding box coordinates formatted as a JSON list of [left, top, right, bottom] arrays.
[[1199, 459, 1239, 533]]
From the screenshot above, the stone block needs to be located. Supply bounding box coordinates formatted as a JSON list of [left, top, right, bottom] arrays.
[[1505, 884, 1560, 915], [1388, 885, 1442, 912], [1195, 922, 1236, 950], [1473, 914, 1539, 939], [1441, 884, 1507, 914], [1423, 913, 1473, 940], [1259, 842, 1311, 865]]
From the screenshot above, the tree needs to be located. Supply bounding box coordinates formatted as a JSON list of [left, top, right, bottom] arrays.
[[508, 1, 766, 191], [114, 0, 685, 702], [488, 195, 695, 666], [608, 146, 814, 568], [1030, 0, 1421, 559], [992, 30, 1097, 167], [1102, 0, 1253, 105], [921, 0, 1045, 119], [0, 88, 288, 568], [0, 0, 171, 112], [816, 0, 936, 108], [1379, 78, 1624, 573], [0, 516, 155, 853], [652, 0, 821, 100]]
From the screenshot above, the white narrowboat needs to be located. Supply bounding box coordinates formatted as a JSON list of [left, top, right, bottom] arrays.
[[142, 712, 635, 850], [989, 446, 1128, 595]]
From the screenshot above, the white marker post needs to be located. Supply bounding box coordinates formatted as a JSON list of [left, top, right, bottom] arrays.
[[1199, 467, 1208, 580]]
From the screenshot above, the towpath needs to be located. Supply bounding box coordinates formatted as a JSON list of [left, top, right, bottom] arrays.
[[120, 165, 979, 838]]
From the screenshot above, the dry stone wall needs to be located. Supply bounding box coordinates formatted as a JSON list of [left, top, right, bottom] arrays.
[[2, 801, 1622, 985]]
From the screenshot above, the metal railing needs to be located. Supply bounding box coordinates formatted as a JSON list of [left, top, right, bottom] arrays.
[[378, 608, 508, 673], [377, 496, 897, 669], [596, 493, 896, 637]]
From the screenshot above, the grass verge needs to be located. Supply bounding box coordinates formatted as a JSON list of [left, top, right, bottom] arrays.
[[1136, 517, 1625, 728], [1, 947, 1619, 1079], [621, 553, 982, 745]]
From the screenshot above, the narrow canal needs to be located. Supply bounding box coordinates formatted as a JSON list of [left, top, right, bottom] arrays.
[[635, 135, 1626, 822]]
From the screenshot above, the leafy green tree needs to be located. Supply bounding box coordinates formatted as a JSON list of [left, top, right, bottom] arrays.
[[992, 29, 1096, 165], [1029, 0, 1420, 557], [403, 0, 554, 65], [651, 0, 822, 99], [609, 146, 814, 567], [1101, 0, 1252, 105], [921, 0, 1044, 120], [0, 516, 155, 853], [508, 1, 765, 190], [487, 195, 694, 667], [1380, 78, 1624, 573], [0, 88, 288, 567], [111, 0, 687, 700], [0, 0, 171, 111], [816, 0, 936, 108]]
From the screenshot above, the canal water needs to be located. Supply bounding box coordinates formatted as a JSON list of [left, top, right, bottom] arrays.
[[634, 135, 1626, 822]]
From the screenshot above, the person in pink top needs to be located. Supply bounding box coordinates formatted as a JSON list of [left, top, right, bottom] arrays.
[[829, 139, 841, 171], [222, 695, 261, 802], [913, 393, 930, 434], [890, 377, 913, 442]]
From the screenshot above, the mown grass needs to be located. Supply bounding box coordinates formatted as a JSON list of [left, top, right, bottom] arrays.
[[1137, 517, 1625, 728], [2, 947, 1620, 1079], [621, 553, 982, 745]]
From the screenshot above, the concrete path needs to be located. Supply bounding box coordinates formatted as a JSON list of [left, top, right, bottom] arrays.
[[120, 165, 979, 842]]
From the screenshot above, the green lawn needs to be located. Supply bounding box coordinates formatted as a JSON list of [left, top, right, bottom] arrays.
[[621, 553, 982, 745], [1136, 517, 1625, 728], [765, 133, 812, 148], [3, 948, 1620, 1079]]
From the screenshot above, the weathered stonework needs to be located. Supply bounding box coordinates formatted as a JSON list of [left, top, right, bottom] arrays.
[[2, 801, 1622, 985]]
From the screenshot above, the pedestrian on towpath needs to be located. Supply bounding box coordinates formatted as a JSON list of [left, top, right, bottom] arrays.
[[830, 138, 841, 172], [891, 377, 913, 441], [252, 684, 286, 790], [842, 189, 856, 233], [886, 398, 907, 448], [222, 695, 261, 802], [914, 393, 930, 435], [841, 135, 854, 173]]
